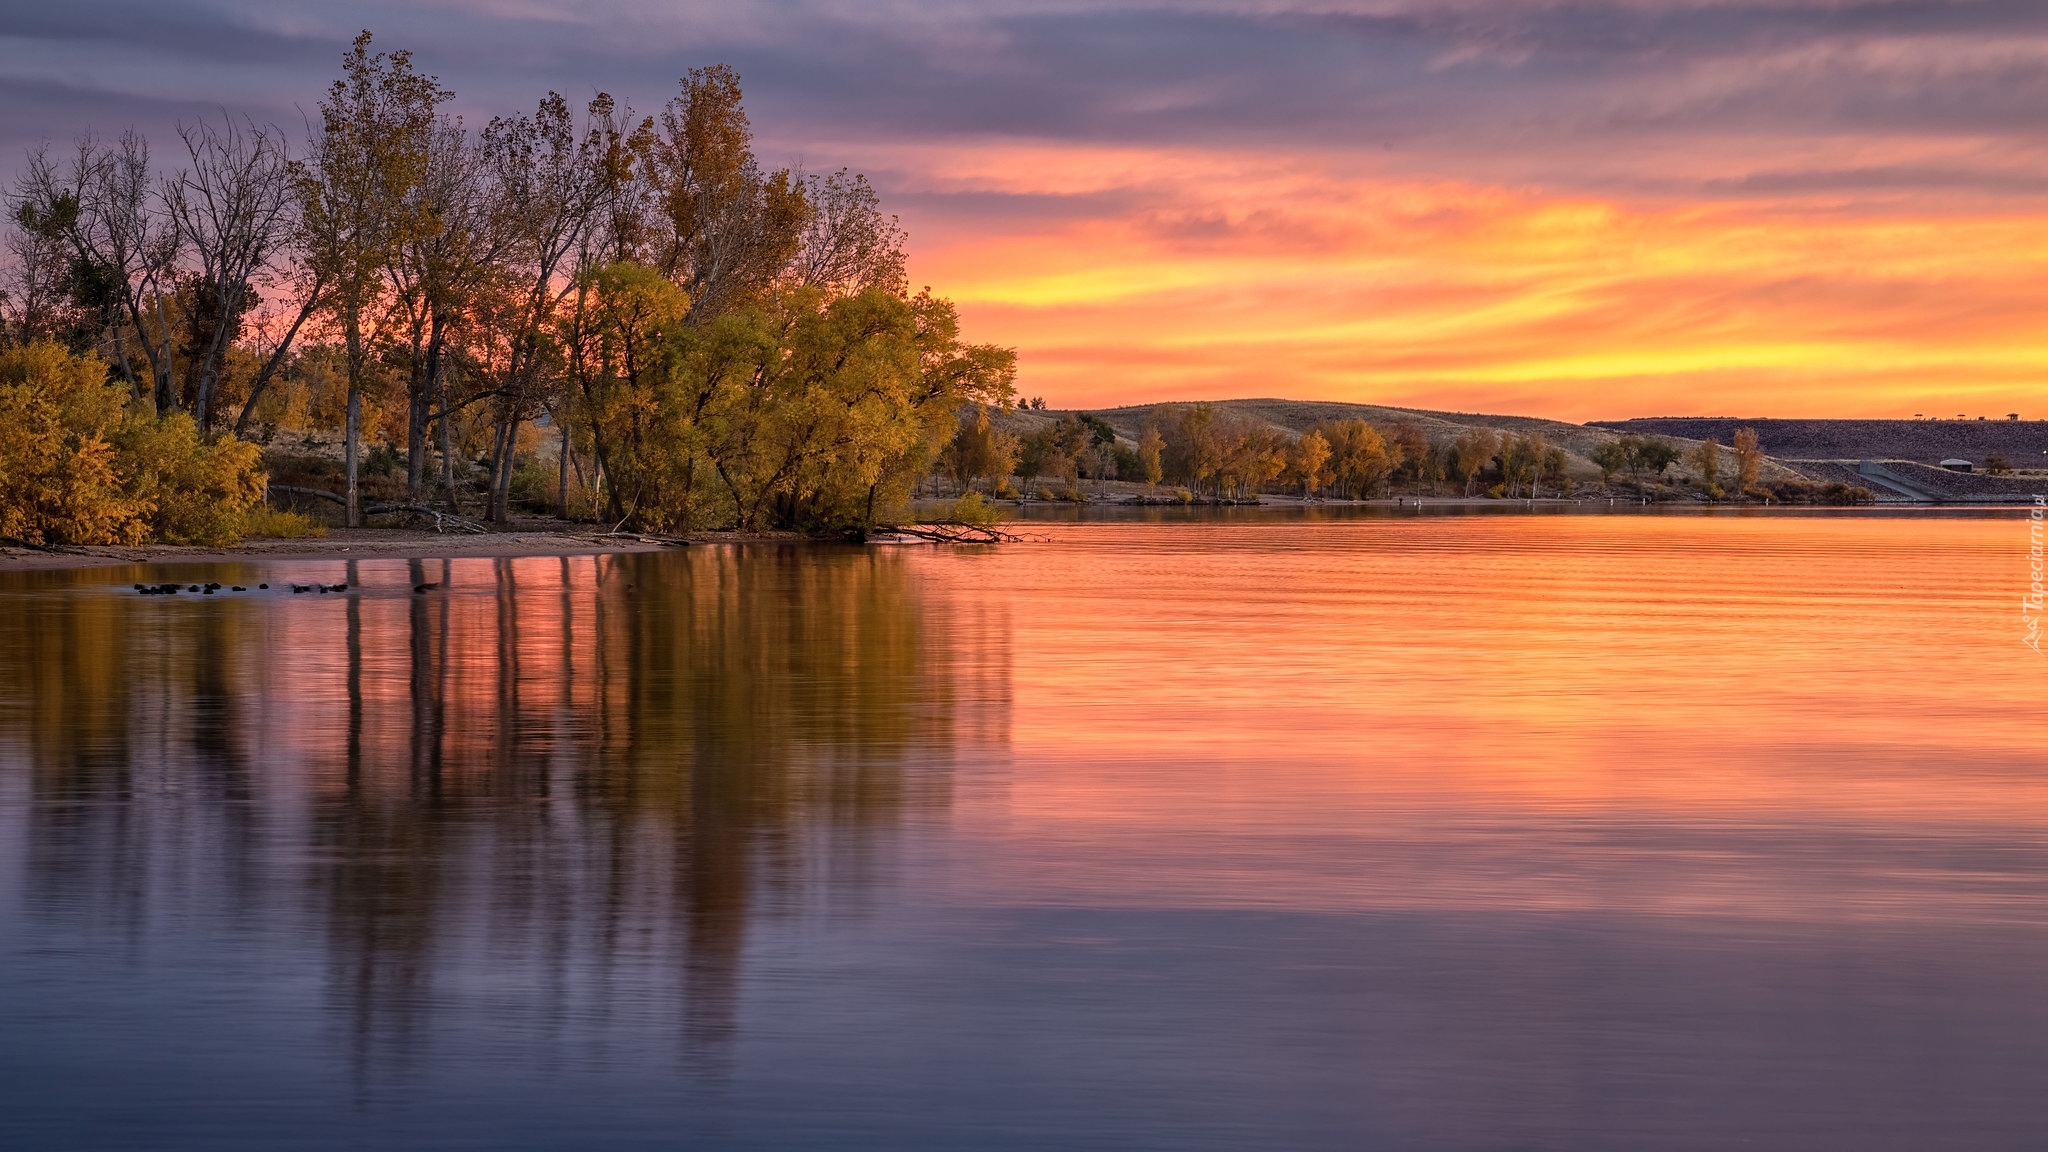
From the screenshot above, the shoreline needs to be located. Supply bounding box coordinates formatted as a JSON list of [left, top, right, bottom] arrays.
[[4, 499, 2034, 573], [0, 527, 797, 574]]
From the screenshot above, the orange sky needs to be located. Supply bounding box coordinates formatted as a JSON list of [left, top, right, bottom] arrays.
[[890, 138, 2048, 421], [12, 1, 2048, 421]]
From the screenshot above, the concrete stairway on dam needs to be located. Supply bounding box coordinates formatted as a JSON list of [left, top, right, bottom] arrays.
[[1853, 461, 1943, 502]]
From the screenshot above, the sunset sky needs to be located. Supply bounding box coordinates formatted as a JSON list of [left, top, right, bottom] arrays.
[[5, 1, 2046, 419]]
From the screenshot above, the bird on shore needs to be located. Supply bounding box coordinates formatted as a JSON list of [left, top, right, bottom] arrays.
[[290, 584, 312, 594]]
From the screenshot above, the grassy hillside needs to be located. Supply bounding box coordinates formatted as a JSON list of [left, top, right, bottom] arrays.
[[994, 398, 1809, 484]]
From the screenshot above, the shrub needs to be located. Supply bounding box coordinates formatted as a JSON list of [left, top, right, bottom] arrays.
[[510, 462, 557, 513], [364, 440, 402, 477], [0, 343, 266, 546], [0, 343, 149, 545], [243, 505, 327, 538], [947, 490, 1001, 525], [118, 411, 265, 545], [1484, 483, 1506, 499]]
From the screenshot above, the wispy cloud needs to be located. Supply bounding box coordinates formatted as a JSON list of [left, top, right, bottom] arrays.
[[2, 0, 2044, 415]]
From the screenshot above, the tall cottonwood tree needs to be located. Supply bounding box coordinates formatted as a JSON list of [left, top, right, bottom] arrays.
[[474, 92, 631, 521], [385, 115, 501, 504], [634, 65, 808, 321], [298, 31, 449, 525]]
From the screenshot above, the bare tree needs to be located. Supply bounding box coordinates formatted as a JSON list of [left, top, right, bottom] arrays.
[[165, 115, 295, 427], [0, 194, 82, 346], [16, 134, 182, 404], [789, 168, 906, 298]]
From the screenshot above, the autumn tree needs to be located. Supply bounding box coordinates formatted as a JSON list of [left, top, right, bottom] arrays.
[[1541, 445, 1570, 495], [14, 134, 182, 404], [0, 341, 263, 545], [1496, 432, 1547, 497], [635, 65, 808, 321], [1591, 440, 1628, 483], [1318, 419, 1392, 499], [1389, 421, 1428, 488], [298, 31, 450, 525], [1451, 427, 1497, 496], [1629, 437, 1681, 482], [944, 403, 1021, 494], [1691, 438, 1722, 499], [1137, 424, 1164, 489], [1732, 427, 1762, 494], [1290, 428, 1332, 498], [474, 92, 630, 520]]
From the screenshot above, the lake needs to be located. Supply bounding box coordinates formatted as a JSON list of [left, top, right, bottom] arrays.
[[2, 510, 2045, 1150]]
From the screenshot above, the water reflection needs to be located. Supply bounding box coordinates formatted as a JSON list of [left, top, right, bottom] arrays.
[[0, 547, 999, 1078], [6, 515, 2048, 1149]]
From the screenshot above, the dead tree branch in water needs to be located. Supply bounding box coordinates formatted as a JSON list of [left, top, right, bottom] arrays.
[[877, 520, 1040, 544], [581, 531, 689, 547]]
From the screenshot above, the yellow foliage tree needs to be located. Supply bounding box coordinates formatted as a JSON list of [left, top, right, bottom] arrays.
[[1290, 428, 1332, 498], [567, 269, 1014, 533], [1733, 427, 1762, 494]]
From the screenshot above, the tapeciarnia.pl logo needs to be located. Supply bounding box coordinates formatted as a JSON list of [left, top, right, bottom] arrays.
[[2028, 496, 2045, 654]]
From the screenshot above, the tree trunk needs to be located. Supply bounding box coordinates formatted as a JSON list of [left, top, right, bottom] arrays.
[[409, 316, 446, 502], [150, 290, 177, 415], [108, 319, 140, 403], [487, 415, 513, 523], [233, 291, 318, 437], [344, 386, 362, 528], [557, 418, 570, 518], [439, 372, 461, 513]]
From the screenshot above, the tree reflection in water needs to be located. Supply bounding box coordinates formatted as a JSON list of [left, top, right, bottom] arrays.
[[0, 546, 1002, 1080]]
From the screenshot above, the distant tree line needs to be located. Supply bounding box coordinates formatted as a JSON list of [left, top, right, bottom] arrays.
[[0, 32, 1014, 544], [932, 406, 1871, 505], [940, 403, 1589, 501]]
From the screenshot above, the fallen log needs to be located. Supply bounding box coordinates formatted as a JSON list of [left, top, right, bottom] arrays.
[[268, 487, 490, 534], [363, 503, 492, 535], [269, 484, 346, 506]]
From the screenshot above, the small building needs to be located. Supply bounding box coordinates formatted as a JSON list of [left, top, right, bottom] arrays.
[[1940, 459, 1973, 473]]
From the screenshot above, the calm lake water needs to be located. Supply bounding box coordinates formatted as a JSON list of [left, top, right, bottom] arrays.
[[3, 510, 2045, 1150]]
